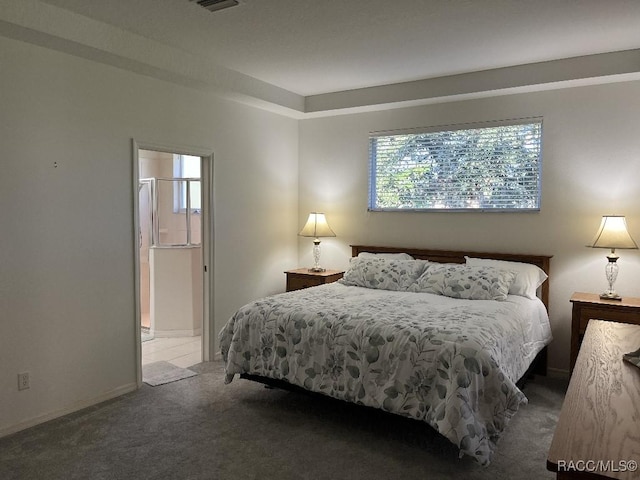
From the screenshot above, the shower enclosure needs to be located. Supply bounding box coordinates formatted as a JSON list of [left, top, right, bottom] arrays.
[[138, 175, 202, 340]]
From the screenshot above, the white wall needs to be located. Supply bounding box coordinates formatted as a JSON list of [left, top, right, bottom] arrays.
[[0, 36, 298, 435], [299, 81, 640, 374]]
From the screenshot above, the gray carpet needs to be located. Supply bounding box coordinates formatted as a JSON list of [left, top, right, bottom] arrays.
[[142, 361, 197, 386], [0, 361, 567, 480]]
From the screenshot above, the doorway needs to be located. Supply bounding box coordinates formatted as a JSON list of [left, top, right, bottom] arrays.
[[133, 142, 213, 385]]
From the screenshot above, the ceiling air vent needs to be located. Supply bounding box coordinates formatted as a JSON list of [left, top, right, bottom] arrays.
[[190, 0, 239, 13]]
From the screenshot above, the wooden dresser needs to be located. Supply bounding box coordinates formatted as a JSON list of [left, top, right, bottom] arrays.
[[547, 320, 640, 479], [285, 268, 344, 292]]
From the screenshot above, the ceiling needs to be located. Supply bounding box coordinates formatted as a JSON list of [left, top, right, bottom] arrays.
[[5, 0, 640, 116]]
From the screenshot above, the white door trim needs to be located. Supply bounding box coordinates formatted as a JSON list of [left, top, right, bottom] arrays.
[[132, 140, 214, 387]]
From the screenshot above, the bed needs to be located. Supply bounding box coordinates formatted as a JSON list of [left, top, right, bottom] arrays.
[[219, 245, 552, 466]]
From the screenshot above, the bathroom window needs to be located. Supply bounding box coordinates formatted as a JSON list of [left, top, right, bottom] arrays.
[[173, 155, 201, 213]]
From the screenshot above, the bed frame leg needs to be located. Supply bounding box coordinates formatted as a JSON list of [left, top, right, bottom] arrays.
[[533, 346, 548, 376]]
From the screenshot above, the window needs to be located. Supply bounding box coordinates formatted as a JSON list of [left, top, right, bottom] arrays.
[[173, 154, 201, 213], [369, 119, 542, 212]]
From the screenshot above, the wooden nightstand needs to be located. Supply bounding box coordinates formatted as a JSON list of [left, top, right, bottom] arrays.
[[285, 268, 344, 292], [570, 292, 640, 373]]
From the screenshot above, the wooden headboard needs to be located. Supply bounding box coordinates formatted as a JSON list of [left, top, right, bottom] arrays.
[[351, 245, 552, 311]]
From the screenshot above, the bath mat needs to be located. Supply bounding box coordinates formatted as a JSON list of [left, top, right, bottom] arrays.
[[141, 330, 154, 343], [142, 361, 197, 386]]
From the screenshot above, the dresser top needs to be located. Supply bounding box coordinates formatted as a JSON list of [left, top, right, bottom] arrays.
[[548, 320, 640, 479]]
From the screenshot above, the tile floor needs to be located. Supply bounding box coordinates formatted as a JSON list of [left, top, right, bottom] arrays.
[[141, 335, 202, 368]]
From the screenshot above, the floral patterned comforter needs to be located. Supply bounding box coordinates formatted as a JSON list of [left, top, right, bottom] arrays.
[[219, 283, 552, 465]]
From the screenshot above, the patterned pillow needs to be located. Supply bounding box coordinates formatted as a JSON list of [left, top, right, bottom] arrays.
[[340, 257, 430, 291], [409, 264, 516, 301]]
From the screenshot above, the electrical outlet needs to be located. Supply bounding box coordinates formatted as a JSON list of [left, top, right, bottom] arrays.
[[17, 372, 30, 391]]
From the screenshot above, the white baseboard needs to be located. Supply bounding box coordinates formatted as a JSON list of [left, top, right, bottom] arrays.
[[153, 327, 202, 338], [0, 382, 138, 439]]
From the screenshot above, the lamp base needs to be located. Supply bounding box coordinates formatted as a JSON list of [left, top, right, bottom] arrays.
[[600, 292, 622, 301], [308, 267, 326, 273]]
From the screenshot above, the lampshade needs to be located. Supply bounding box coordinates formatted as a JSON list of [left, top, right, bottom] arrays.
[[298, 212, 336, 239], [589, 216, 638, 250]]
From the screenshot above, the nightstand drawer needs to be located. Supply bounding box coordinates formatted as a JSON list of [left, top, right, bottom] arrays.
[[285, 268, 344, 292], [578, 307, 640, 330], [287, 274, 326, 291]]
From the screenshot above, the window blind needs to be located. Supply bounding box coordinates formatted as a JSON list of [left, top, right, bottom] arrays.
[[369, 119, 542, 212]]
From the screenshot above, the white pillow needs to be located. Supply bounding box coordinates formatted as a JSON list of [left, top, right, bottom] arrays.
[[358, 252, 414, 260], [464, 256, 547, 299]]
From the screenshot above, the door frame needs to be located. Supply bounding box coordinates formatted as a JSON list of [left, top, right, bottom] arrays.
[[132, 139, 214, 387]]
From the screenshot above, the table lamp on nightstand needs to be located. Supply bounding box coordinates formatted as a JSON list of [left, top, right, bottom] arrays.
[[588, 215, 638, 300], [298, 212, 336, 272]]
